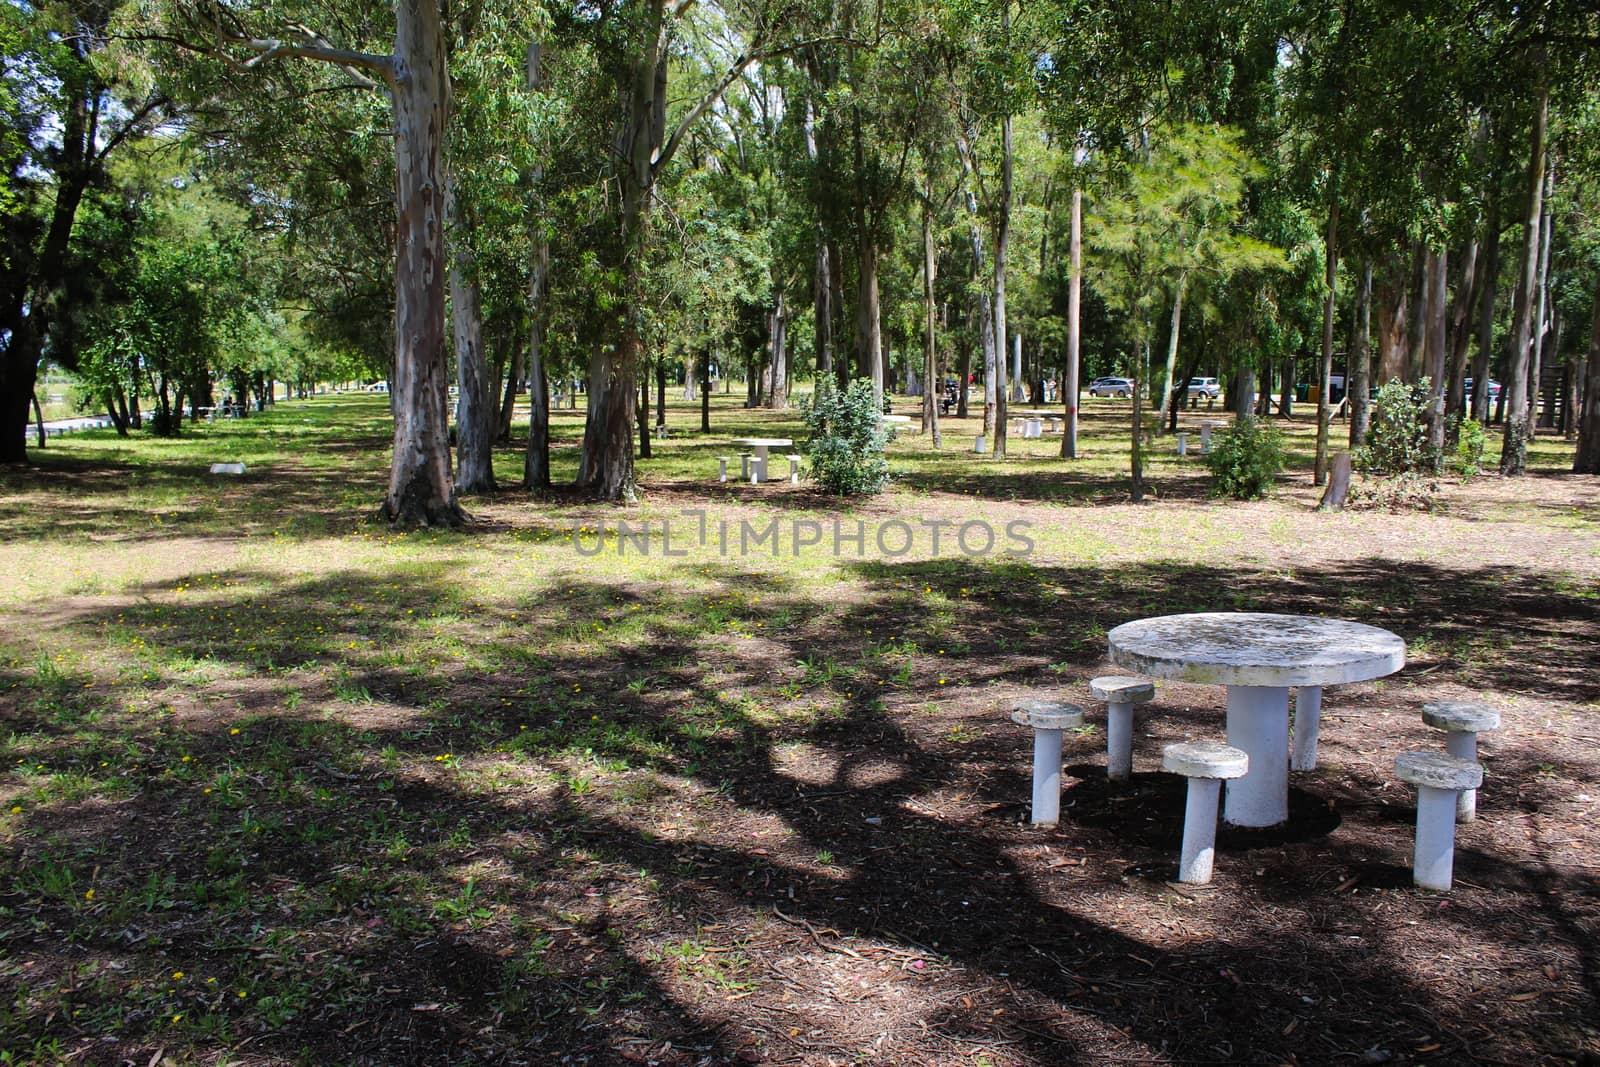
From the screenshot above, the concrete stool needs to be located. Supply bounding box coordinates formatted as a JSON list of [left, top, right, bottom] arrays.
[[1176, 432, 1189, 456], [787, 454, 802, 483], [1010, 700, 1086, 828], [1422, 701, 1501, 822], [718, 456, 730, 483], [750, 455, 767, 484], [1162, 742, 1248, 884], [1290, 686, 1323, 771], [1090, 676, 1156, 782], [1395, 751, 1483, 890], [1199, 421, 1224, 454], [739, 452, 753, 480], [974, 436, 987, 454]]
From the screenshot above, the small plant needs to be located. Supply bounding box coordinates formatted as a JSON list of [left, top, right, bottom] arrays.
[[1449, 414, 1486, 479], [1205, 416, 1285, 499], [1357, 378, 1439, 475], [802, 378, 894, 496]]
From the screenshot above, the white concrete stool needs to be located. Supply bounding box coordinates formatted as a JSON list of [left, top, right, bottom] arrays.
[[787, 454, 802, 483], [1199, 421, 1223, 453], [974, 435, 987, 454], [1025, 417, 1042, 439], [1395, 751, 1483, 890], [1290, 686, 1323, 771], [739, 452, 753, 480], [1089, 675, 1156, 782], [750, 455, 767, 484], [1162, 742, 1248, 884], [1176, 432, 1189, 456], [1421, 701, 1501, 822], [718, 456, 730, 483], [1010, 700, 1086, 828]]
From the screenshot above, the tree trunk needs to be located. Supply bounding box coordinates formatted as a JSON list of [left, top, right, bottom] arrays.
[[958, 327, 971, 419], [1529, 150, 1555, 430], [1350, 260, 1374, 447], [699, 347, 711, 432], [1156, 273, 1188, 437], [1130, 338, 1147, 502], [580, 0, 671, 503], [381, 0, 463, 526], [991, 106, 1013, 457], [1574, 277, 1600, 473], [1314, 203, 1339, 485], [1445, 239, 1481, 422], [1422, 246, 1448, 463], [448, 177, 496, 495], [857, 238, 882, 401], [1061, 183, 1082, 457], [497, 334, 523, 443], [655, 357, 667, 426], [523, 239, 551, 490], [1472, 194, 1501, 423], [764, 290, 789, 408], [638, 371, 652, 459], [1502, 88, 1548, 476], [921, 196, 941, 446], [1405, 243, 1427, 383]]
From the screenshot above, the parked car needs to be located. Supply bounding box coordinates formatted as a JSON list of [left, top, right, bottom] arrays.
[[1461, 378, 1502, 407], [1089, 377, 1134, 398], [1186, 376, 1220, 399]]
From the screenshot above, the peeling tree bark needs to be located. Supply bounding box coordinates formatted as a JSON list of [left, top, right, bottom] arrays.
[[1502, 88, 1548, 476], [381, 0, 463, 526], [523, 238, 551, 489], [447, 176, 496, 495], [1060, 185, 1082, 458]]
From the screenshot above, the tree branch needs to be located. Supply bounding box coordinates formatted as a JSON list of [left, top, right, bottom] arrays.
[[656, 32, 868, 173]]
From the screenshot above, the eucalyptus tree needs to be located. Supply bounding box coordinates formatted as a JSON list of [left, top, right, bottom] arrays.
[[943, 0, 1040, 455], [136, 0, 468, 523]]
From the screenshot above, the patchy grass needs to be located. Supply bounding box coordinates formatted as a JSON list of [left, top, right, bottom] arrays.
[[0, 391, 1596, 1064]]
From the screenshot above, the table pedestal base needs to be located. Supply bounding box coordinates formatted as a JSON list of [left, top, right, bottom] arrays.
[[1223, 685, 1289, 827]]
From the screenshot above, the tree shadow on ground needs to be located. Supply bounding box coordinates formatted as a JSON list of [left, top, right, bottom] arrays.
[[1, 555, 1596, 1062]]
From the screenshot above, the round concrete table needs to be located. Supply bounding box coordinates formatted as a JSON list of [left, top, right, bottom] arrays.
[[730, 438, 793, 483], [1107, 612, 1405, 827]]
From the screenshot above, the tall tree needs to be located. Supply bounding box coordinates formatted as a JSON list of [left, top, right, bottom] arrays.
[[0, 2, 170, 463]]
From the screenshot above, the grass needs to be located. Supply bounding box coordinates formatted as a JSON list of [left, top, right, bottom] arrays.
[[0, 389, 1594, 1063]]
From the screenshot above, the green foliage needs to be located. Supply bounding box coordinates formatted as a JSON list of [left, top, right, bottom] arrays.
[[1206, 416, 1285, 499], [1357, 379, 1438, 475], [1087, 122, 1286, 346], [1449, 415, 1486, 480], [803, 379, 894, 496]]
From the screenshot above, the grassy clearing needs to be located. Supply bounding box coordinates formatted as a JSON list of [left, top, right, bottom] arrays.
[[0, 392, 1596, 1064]]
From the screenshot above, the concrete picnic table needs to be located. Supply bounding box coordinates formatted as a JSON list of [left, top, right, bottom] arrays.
[[1107, 612, 1406, 828], [730, 437, 793, 483]]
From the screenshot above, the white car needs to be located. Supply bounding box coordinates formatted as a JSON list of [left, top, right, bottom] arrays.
[[1089, 377, 1134, 398]]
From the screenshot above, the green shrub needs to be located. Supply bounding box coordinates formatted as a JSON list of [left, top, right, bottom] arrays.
[[1206, 416, 1285, 499], [1357, 378, 1438, 474], [1449, 414, 1486, 479], [803, 378, 894, 495]]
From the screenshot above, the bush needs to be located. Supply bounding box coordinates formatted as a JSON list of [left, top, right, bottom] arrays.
[[1206, 416, 1285, 499], [803, 378, 894, 495], [1357, 378, 1438, 474], [1449, 414, 1486, 480]]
